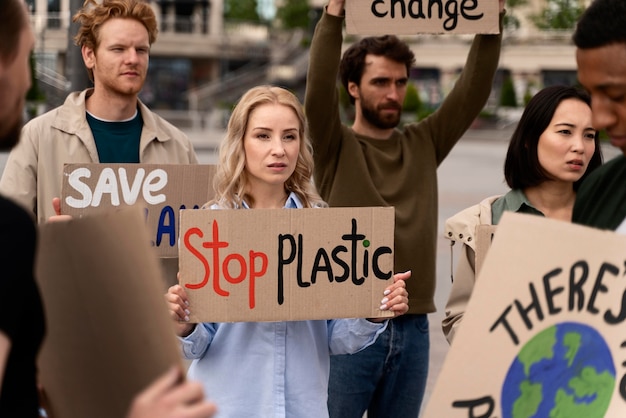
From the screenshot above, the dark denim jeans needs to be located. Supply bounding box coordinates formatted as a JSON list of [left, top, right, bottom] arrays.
[[328, 314, 430, 418]]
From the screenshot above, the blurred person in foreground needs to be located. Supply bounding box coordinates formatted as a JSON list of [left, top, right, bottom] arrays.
[[442, 85, 602, 344], [0, 0, 197, 286], [572, 0, 626, 231], [0, 1, 215, 417], [304, 0, 505, 416]]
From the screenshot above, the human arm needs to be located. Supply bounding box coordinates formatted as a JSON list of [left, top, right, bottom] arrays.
[[442, 244, 477, 344], [303, 0, 346, 195], [410, 1, 504, 163], [126, 366, 217, 418]]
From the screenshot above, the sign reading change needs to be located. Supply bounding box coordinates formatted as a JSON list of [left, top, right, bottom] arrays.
[[423, 212, 626, 417], [346, 0, 500, 35]]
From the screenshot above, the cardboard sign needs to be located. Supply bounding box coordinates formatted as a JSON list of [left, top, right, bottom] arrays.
[[346, 0, 500, 35], [423, 212, 626, 417], [179, 206, 395, 322], [475, 224, 497, 275], [61, 163, 215, 257], [35, 207, 183, 418]]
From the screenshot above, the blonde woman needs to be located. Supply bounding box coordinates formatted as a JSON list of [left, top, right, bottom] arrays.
[[166, 86, 410, 417]]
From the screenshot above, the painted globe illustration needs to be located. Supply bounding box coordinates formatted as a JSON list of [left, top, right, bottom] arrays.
[[501, 322, 615, 418]]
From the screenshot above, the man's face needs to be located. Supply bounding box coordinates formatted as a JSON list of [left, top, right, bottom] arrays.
[[349, 54, 408, 130], [0, 14, 34, 150], [576, 43, 626, 154], [82, 17, 150, 98]]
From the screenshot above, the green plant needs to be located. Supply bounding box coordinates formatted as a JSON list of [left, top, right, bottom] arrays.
[[402, 83, 422, 113], [499, 77, 517, 108], [26, 52, 45, 102]]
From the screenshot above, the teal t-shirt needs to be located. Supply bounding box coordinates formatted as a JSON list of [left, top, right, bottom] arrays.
[[86, 110, 142, 163]]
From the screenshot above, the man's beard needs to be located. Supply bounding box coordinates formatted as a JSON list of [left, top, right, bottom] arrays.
[[0, 114, 22, 151], [361, 101, 402, 130]]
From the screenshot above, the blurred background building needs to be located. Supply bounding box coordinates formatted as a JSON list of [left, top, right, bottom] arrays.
[[27, 0, 592, 129]]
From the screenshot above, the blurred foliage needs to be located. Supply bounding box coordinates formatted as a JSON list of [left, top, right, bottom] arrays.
[[402, 83, 422, 113], [503, 0, 528, 30], [276, 0, 310, 30], [224, 0, 261, 22], [499, 77, 517, 107], [530, 0, 584, 30], [26, 52, 45, 102]]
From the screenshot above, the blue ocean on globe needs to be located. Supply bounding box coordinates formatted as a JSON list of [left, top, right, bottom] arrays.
[[501, 321, 615, 418]]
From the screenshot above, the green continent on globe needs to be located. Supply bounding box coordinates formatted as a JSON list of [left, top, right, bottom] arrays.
[[518, 325, 556, 376]]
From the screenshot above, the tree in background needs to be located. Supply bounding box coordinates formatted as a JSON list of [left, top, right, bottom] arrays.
[[499, 76, 518, 108], [275, 0, 310, 30], [403, 82, 431, 121], [26, 51, 46, 119], [224, 0, 261, 22], [530, 0, 584, 30], [503, 0, 528, 30]]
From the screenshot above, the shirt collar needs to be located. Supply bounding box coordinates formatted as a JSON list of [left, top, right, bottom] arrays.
[[241, 192, 302, 209], [501, 189, 535, 212]]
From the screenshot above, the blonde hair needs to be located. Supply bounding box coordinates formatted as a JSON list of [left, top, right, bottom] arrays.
[[72, 0, 158, 82], [210, 85, 326, 209]]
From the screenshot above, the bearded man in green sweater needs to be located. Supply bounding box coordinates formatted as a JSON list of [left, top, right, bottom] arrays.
[[304, 0, 505, 416]]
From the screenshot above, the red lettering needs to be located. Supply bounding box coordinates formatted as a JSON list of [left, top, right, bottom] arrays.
[[202, 221, 229, 296], [183, 227, 210, 290], [249, 251, 268, 309]]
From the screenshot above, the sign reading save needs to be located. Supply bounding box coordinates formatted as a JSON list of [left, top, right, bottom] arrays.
[[178, 207, 396, 322], [61, 163, 215, 257]]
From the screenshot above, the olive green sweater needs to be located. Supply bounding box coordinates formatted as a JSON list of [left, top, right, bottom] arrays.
[[304, 10, 502, 314]]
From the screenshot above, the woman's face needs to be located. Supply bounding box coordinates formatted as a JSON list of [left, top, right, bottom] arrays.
[[537, 98, 596, 184], [243, 103, 301, 192]]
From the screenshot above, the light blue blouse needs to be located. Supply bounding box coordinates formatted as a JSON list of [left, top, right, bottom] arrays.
[[181, 192, 387, 417]]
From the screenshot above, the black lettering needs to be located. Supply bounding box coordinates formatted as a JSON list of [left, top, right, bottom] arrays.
[[311, 249, 333, 284], [342, 219, 366, 285], [371, 0, 387, 17], [428, 0, 443, 19], [372, 246, 393, 279], [460, 0, 483, 20], [332, 246, 350, 282], [278, 234, 297, 304], [408, 0, 426, 18], [605, 288, 626, 324], [543, 267, 564, 315], [391, 0, 406, 18], [569, 260, 588, 311], [490, 305, 519, 345], [515, 282, 544, 330], [588, 262, 618, 314], [443, 0, 458, 30], [451, 395, 495, 418]]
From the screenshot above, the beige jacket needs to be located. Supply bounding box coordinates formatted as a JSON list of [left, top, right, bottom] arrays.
[[442, 195, 501, 344]]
